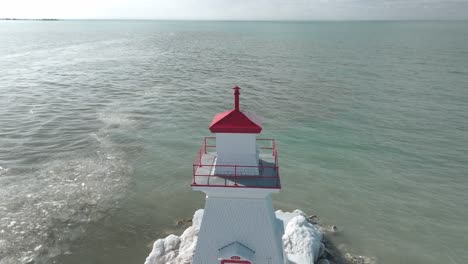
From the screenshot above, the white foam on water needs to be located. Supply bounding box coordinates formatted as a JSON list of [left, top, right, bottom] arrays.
[[0, 166, 9, 176], [0, 135, 132, 264], [97, 112, 138, 128]]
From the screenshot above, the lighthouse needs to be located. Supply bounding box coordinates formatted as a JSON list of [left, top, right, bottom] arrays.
[[192, 87, 285, 264]]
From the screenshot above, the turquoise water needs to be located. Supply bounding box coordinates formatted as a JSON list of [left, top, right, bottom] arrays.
[[1, 20, 468, 264]]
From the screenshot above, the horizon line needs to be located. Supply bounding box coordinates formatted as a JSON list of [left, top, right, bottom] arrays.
[[1, 18, 468, 22]]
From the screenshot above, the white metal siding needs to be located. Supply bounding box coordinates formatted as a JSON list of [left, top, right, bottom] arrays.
[[215, 133, 260, 175], [193, 195, 285, 264]]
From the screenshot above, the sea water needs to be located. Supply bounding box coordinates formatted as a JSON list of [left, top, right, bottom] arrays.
[[0, 20, 467, 264]]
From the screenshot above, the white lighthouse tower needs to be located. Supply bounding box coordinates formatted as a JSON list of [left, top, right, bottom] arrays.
[[192, 87, 285, 264]]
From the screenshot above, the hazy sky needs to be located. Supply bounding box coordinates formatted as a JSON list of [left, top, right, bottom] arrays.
[[1, 0, 467, 20]]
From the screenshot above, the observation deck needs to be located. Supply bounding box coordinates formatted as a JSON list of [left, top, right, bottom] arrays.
[[191, 137, 280, 189]]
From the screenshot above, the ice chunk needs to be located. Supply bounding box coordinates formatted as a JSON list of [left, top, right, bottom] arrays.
[[282, 215, 323, 264], [144, 209, 204, 264]]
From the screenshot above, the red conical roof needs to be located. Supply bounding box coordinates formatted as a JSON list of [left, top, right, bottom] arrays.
[[209, 87, 262, 134]]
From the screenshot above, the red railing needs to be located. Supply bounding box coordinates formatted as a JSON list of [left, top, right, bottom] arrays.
[[192, 137, 280, 189]]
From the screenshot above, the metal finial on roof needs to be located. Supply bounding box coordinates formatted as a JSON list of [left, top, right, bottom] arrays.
[[233, 86, 240, 111]]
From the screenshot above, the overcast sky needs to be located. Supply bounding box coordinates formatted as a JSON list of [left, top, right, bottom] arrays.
[[1, 0, 467, 20]]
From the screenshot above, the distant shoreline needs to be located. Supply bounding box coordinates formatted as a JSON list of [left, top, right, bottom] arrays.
[[0, 18, 58, 21], [0, 18, 467, 22]]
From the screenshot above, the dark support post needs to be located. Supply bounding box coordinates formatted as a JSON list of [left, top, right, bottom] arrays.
[[199, 148, 202, 167], [192, 165, 196, 185], [233, 86, 240, 111], [204, 137, 207, 154]]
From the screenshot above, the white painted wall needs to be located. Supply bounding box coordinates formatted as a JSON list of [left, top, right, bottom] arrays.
[[215, 133, 259, 175], [192, 190, 285, 264]]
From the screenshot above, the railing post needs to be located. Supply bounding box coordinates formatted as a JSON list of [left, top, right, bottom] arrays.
[[274, 149, 278, 170], [273, 150, 276, 171], [192, 165, 196, 185], [204, 137, 207, 154], [271, 140, 273, 156], [199, 148, 202, 167], [234, 165, 238, 186], [276, 167, 279, 187]]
